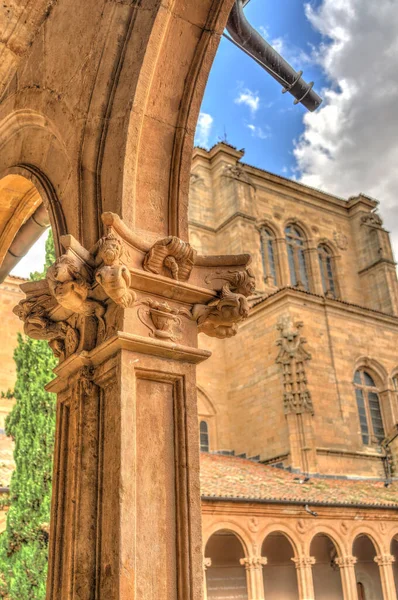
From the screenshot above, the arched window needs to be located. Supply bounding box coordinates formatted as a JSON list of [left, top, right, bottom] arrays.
[[261, 228, 278, 286], [354, 370, 385, 445], [285, 225, 310, 290], [200, 420, 210, 452], [318, 244, 338, 297]]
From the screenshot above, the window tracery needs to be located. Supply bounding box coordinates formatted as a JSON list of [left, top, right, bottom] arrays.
[[318, 244, 338, 298], [354, 370, 385, 445], [200, 420, 210, 452], [260, 228, 278, 286], [285, 225, 310, 291]]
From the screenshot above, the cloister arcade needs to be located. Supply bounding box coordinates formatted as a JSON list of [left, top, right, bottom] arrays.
[[202, 508, 398, 600]]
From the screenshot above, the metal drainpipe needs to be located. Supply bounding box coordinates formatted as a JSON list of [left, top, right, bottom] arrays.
[[226, 0, 322, 112], [0, 203, 50, 283]]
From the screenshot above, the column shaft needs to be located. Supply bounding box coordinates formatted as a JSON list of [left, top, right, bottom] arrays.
[[292, 557, 315, 600], [335, 556, 358, 600], [240, 557, 267, 600], [375, 555, 396, 600]]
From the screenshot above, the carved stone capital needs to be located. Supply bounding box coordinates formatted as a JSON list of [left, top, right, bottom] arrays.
[[240, 557, 267, 569], [335, 556, 357, 568], [291, 556, 316, 569], [374, 554, 395, 566], [13, 212, 255, 358]]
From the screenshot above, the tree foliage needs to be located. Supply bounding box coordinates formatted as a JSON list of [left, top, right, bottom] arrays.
[[0, 231, 57, 599]]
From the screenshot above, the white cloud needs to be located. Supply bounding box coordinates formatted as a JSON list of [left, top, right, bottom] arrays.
[[235, 89, 260, 114], [294, 0, 398, 257], [258, 25, 270, 39], [195, 112, 214, 148], [247, 124, 271, 140], [10, 230, 48, 279]]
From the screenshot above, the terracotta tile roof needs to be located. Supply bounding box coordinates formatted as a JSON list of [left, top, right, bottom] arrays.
[[200, 453, 398, 508]]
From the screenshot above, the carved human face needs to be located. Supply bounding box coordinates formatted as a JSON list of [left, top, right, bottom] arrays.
[[101, 239, 121, 265]]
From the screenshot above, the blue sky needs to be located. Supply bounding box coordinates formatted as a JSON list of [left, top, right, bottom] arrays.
[[195, 0, 328, 178], [11, 0, 398, 277]]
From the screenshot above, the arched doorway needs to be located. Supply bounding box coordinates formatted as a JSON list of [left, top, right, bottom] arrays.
[[205, 529, 248, 599], [391, 536, 398, 595], [310, 534, 344, 599], [261, 531, 299, 599], [353, 535, 383, 599]]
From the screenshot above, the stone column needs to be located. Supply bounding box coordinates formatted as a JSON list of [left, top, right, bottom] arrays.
[[240, 557, 267, 600], [335, 556, 358, 600], [292, 556, 316, 600], [374, 554, 396, 600], [203, 558, 212, 600], [13, 213, 256, 600]]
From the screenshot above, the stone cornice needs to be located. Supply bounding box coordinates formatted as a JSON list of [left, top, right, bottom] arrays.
[[249, 287, 398, 328]]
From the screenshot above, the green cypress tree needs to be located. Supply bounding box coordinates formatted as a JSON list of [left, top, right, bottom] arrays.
[[0, 231, 57, 599]]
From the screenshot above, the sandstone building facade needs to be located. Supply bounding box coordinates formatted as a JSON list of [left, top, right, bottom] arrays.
[[190, 143, 398, 600], [0, 143, 398, 598]]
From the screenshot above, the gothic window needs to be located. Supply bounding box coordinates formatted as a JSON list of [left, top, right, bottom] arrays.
[[261, 228, 278, 285], [354, 370, 385, 445], [285, 225, 310, 290], [318, 244, 338, 297], [200, 420, 210, 452]]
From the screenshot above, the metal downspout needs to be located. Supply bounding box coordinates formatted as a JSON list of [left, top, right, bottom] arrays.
[[226, 0, 322, 112]]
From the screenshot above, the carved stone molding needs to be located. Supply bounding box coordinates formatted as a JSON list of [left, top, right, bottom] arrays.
[[333, 230, 348, 251], [137, 299, 185, 343], [335, 556, 357, 568], [291, 556, 316, 569], [222, 163, 253, 186], [276, 316, 313, 415], [192, 268, 255, 339], [203, 557, 212, 571], [361, 212, 383, 228], [248, 516, 259, 533], [13, 212, 256, 357], [240, 557, 268, 569], [374, 554, 395, 566]]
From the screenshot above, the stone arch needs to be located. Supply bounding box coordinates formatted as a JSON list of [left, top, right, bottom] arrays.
[[257, 219, 283, 240], [260, 525, 300, 558], [197, 386, 216, 417], [307, 527, 344, 557], [317, 237, 340, 257], [0, 109, 69, 255], [351, 529, 383, 556], [261, 529, 300, 599], [284, 217, 312, 242], [205, 528, 248, 600], [390, 534, 398, 595], [197, 387, 217, 451], [353, 357, 389, 391], [353, 534, 384, 600], [310, 532, 345, 599], [203, 521, 252, 556], [120, 0, 236, 240]]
